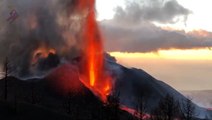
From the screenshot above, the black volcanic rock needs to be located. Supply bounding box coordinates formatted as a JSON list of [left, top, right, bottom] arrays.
[[0, 65, 135, 120], [37, 53, 60, 71], [105, 58, 212, 120]]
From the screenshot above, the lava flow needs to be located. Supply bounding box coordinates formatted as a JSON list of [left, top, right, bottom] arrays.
[[78, 0, 112, 101]]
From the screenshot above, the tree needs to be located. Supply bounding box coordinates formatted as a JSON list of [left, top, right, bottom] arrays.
[[105, 93, 120, 120], [151, 94, 181, 120], [134, 96, 147, 120], [3, 57, 9, 101], [181, 97, 196, 120]]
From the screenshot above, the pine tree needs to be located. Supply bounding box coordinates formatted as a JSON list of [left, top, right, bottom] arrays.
[[181, 97, 196, 120], [3, 57, 9, 101]]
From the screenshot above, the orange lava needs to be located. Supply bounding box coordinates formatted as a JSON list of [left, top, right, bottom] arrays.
[[121, 105, 151, 119], [32, 45, 56, 65], [79, 0, 112, 101]]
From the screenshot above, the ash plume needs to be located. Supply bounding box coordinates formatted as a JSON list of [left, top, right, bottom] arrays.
[[0, 0, 88, 78]]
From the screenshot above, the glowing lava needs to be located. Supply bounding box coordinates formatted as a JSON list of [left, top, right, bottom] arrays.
[[32, 44, 56, 65], [79, 0, 112, 101]]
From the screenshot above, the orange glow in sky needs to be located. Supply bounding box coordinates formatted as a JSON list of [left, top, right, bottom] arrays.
[[109, 48, 212, 90], [110, 48, 212, 61]]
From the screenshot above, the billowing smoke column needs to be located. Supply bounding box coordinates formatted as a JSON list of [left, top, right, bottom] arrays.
[[0, 0, 112, 101], [0, 0, 87, 77], [0, 0, 82, 77]]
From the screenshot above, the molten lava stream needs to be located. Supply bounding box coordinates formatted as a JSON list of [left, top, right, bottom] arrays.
[[79, 0, 112, 102], [76, 0, 145, 118], [88, 44, 96, 87]]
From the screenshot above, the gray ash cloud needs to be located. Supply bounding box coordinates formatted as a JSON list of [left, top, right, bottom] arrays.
[[0, 0, 86, 78]]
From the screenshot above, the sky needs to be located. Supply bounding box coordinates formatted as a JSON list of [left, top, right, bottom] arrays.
[[96, 0, 212, 31], [96, 0, 212, 91]]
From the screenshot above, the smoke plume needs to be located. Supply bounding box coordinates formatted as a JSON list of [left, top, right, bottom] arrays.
[[0, 0, 89, 77]]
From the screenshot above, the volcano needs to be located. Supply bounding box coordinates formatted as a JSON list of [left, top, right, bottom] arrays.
[[0, 54, 211, 120], [0, 0, 211, 119], [0, 64, 135, 120], [105, 55, 212, 120]]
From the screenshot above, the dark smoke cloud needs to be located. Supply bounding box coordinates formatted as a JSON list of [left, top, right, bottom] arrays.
[[99, 0, 212, 52], [100, 21, 212, 52], [114, 0, 191, 24], [0, 0, 86, 78]]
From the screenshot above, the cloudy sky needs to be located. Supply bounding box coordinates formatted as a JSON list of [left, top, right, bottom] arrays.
[[96, 0, 212, 91]]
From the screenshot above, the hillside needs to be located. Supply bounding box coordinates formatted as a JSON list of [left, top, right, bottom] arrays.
[[0, 58, 211, 120], [0, 74, 135, 120]]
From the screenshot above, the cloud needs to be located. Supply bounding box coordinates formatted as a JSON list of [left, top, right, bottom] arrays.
[[100, 20, 212, 52], [114, 0, 191, 24], [100, 0, 212, 52]]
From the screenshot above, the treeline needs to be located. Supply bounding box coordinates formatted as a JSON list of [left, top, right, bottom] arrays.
[[149, 94, 196, 120], [102, 93, 197, 120]]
